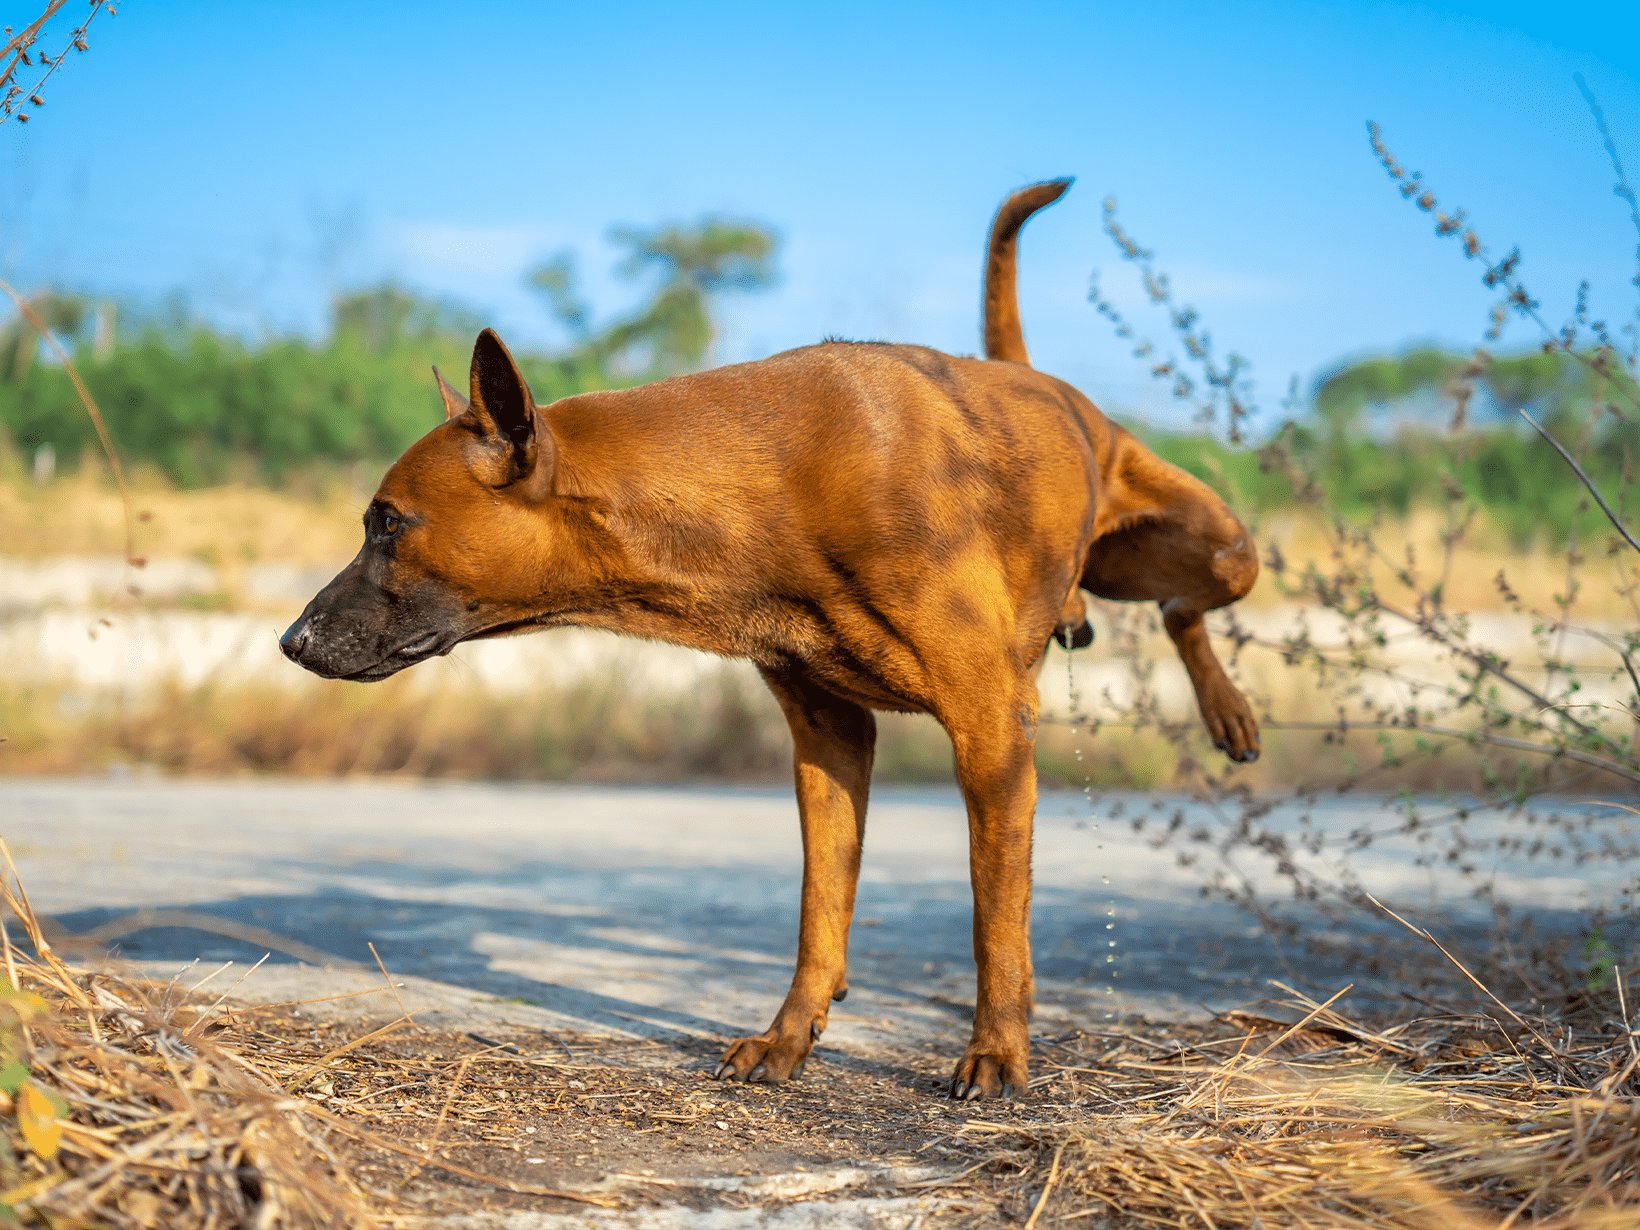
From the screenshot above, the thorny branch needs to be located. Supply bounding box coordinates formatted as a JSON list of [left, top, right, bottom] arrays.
[[1089, 200, 1257, 444], [1519, 407, 1640, 555], [1367, 119, 1640, 417], [1077, 104, 1640, 988]]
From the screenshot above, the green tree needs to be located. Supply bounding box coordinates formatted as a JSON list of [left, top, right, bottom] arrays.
[[526, 217, 779, 377], [525, 251, 591, 343]]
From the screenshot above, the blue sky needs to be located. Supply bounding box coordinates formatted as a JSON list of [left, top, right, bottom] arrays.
[[4, 0, 1637, 431]]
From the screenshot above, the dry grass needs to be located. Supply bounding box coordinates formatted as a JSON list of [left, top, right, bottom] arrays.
[[0, 667, 1613, 795], [0, 674, 799, 782], [1251, 507, 1640, 621], [0, 847, 373, 1227], [0, 673, 1434, 791], [0, 841, 622, 1228], [0, 471, 366, 569], [0, 667, 1622, 805], [963, 980, 1640, 1229]]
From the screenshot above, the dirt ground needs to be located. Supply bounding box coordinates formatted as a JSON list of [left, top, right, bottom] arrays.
[[228, 1005, 1190, 1224]]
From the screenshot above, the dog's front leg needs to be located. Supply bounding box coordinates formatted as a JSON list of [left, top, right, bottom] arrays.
[[714, 667, 875, 1083], [947, 681, 1039, 1101]]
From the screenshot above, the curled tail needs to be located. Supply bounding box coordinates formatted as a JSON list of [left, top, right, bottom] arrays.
[[982, 178, 1073, 364]]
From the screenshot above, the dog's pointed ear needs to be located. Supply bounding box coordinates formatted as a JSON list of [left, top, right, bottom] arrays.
[[459, 328, 553, 491], [433, 364, 470, 420]]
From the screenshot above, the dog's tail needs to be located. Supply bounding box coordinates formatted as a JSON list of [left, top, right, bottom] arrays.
[[982, 178, 1073, 365]]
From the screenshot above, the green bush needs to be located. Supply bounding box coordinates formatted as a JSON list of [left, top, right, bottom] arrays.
[[1139, 347, 1638, 543], [0, 288, 628, 487], [0, 215, 782, 487]]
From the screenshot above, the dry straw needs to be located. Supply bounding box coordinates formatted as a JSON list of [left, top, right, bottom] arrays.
[[0, 839, 616, 1228], [0, 838, 373, 1228], [959, 964, 1640, 1228]]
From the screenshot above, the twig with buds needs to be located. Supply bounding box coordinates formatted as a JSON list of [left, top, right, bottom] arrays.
[[1, 0, 112, 126]]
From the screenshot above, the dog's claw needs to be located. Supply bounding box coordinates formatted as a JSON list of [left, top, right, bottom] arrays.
[[948, 1075, 990, 1102], [1001, 1083, 1019, 1099], [713, 1061, 738, 1081], [748, 1063, 769, 1082], [1212, 730, 1261, 763], [831, 986, 848, 1002]]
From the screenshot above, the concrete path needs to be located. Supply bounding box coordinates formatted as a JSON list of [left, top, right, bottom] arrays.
[[5, 778, 1622, 1046]]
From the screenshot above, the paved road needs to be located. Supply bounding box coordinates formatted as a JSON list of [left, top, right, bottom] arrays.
[[3, 779, 1625, 1054]]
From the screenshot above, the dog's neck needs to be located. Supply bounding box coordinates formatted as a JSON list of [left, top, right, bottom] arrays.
[[485, 391, 776, 658]]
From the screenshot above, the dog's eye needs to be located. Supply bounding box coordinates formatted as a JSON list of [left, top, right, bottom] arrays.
[[382, 514, 401, 536]]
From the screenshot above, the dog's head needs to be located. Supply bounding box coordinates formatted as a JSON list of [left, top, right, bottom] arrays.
[[279, 328, 559, 681]]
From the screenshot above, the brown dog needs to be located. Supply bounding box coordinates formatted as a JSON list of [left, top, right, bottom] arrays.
[[280, 179, 1258, 1100]]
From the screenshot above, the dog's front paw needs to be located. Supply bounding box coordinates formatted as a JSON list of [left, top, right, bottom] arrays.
[[713, 1028, 814, 1084], [947, 1044, 1027, 1102]]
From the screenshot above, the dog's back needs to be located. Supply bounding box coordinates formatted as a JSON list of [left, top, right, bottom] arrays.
[[537, 338, 1107, 705]]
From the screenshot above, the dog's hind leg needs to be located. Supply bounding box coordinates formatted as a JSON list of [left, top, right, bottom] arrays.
[[943, 667, 1040, 1101], [1082, 433, 1261, 762], [713, 665, 875, 1084]]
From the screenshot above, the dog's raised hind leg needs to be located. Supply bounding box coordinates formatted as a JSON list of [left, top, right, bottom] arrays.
[[1080, 431, 1261, 762], [713, 666, 874, 1083]]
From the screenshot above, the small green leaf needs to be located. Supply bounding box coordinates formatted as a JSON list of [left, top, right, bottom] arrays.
[[0, 1062, 27, 1095]]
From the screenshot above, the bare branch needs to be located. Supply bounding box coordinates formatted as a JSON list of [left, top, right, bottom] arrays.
[[1518, 408, 1640, 554], [0, 276, 139, 566]]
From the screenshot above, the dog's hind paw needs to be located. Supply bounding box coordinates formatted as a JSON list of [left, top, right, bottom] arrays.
[[1197, 678, 1260, 763]]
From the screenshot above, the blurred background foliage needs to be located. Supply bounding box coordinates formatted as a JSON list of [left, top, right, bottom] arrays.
[[0, 213, 780, 488], [1, 212, 1635, 548], [1143, 348, 1638, 544]]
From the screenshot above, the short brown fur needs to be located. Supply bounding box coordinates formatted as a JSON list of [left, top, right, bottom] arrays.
[[281, 181, 1260, 1101]]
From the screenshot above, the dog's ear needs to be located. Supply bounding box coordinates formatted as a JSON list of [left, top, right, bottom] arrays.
[[432, 365, 469, 420], [458, 328, 553, 492]]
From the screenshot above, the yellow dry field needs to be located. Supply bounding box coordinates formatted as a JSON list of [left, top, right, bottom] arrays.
[[0, 471, 365, 568], [5, 477, 1636, 619], [1250, 507, 1639, 620]]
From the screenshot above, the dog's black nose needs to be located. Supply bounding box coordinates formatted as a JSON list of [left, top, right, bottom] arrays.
[[279, 619, 309, 662]]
